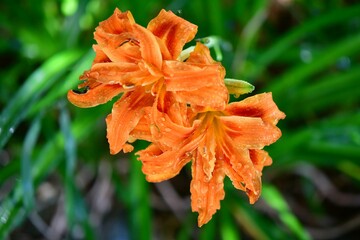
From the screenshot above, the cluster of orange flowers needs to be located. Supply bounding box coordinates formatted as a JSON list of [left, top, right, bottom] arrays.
[[68, 9, 285, 227]]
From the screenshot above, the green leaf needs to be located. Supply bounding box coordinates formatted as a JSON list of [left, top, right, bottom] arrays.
[[0, 50, 83, 148], [21, 113, 42, 211], [251, 5, 360, 79], [0, 103, 106, 238], [262, 184, 312, 240], [268, 33, 360, 96], [220, 202, 241, 240], [129, 147, 152, 240]]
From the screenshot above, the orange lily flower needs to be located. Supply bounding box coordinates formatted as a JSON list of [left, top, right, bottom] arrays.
[[68, 8, 285, 228], [68, 9, 227, 154], [137, 93, 285, 226]]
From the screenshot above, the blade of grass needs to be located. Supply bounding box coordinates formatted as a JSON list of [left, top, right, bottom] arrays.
[[0, 103, 107, 238], [129, 147, 151, 240], [199, 215, 216, 240], [262, 184, 311, 240], [28, 49, 95, 116], [21, 113, 42, 211], [59, 101, 77, 232], [251, 4, 360, 79], [220, 202, 241, 240], [231, 201, 270, 240], [0, 50, 83, 148], [268, 33, 360, 96], [232, 0, 269, 77], [207, 0, 224, 36], [284, 66, 360, 118]]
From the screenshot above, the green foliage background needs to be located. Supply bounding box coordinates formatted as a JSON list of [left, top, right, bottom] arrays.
[[1, 0, 360, 239]]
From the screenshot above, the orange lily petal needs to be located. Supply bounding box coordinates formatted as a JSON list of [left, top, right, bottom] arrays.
[[163, 61, 224, 91], [225, 93, 286, 125], [221, 115, 282, 148], [92, 45, 111, 64], [67, 84, 123, 108], [94, 32, 141, 63], [249, 149, 273, 172], [187, 42, 218, 65], [191, 151, 225, 227], [82, 61, 162, 87], [221, 140, 262, 204], [137, 139, 198, 182], [131, 23, 163, 69], [162, 92, 190, 126], [106, 87, 154, 154], [162, 60, 227, 110], [197, 125, 217, 181], [130, 107, 153, 142], [173, 84, 228, 111], [94, 8, 163, 69], [150, 110, 198, 150], [96, 9, 135, 35], [147, 10, 198, 59]]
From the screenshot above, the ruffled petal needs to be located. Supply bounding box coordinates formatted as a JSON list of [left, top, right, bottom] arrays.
[[163, 61, 224, 91], [221, 115, 283, 148], [163, 60, 227, 110], [67, 84, 123, 108], [96, 8, 135, 34], [150, 109, 199, 150], [137, 136, 200, 182], [173, 84, 228, 111], [198, 127, 217, 180], [132, 24, 163, 69], [249, 149, 273, 173], [82, 61, 162, 87], [94, 8, 163, 69], [147, 9, 198, 59], [106, 87, 154, 154], [221, 140, 262, 204], [187, 42, 218, 65], [94, 32, 141, 63], [225, 93, 286, 125], [191, 151, 225, 227]]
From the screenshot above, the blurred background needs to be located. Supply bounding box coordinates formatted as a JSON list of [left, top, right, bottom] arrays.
[[1, 0, 360, 239]]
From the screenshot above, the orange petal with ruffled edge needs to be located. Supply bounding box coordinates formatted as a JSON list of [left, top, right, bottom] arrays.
[[163, 62, 227, 110], [220, 115, 282, 149], [187, 42, 219, 65], [197, 124, 217, 180], [191, 150, 225, 227], [94, 8, 163, 70], [83, 61, 162, 87], [96, 9, 135, 35], [131, 23, 163, 69], [94, 32, 141, 63], [67, 84, 124, 108], [150, 110, 198, 150], [225, 93, 286, 125], [249, 149, 272, 172], [137, 130, 203, 182], [220, 133, 262, 203], [137, 145, 189, 182], [163, 61, 224, 91], [106, 87, 154, 154], [174, 84, 228, 112], [148, 9, 198, 59], [129, 107, 153, 142]]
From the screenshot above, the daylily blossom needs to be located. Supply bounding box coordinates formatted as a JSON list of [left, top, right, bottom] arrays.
[[68, 8, 285, 227], [68, 9, 226, 154], [138, 92, 285, 226]]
